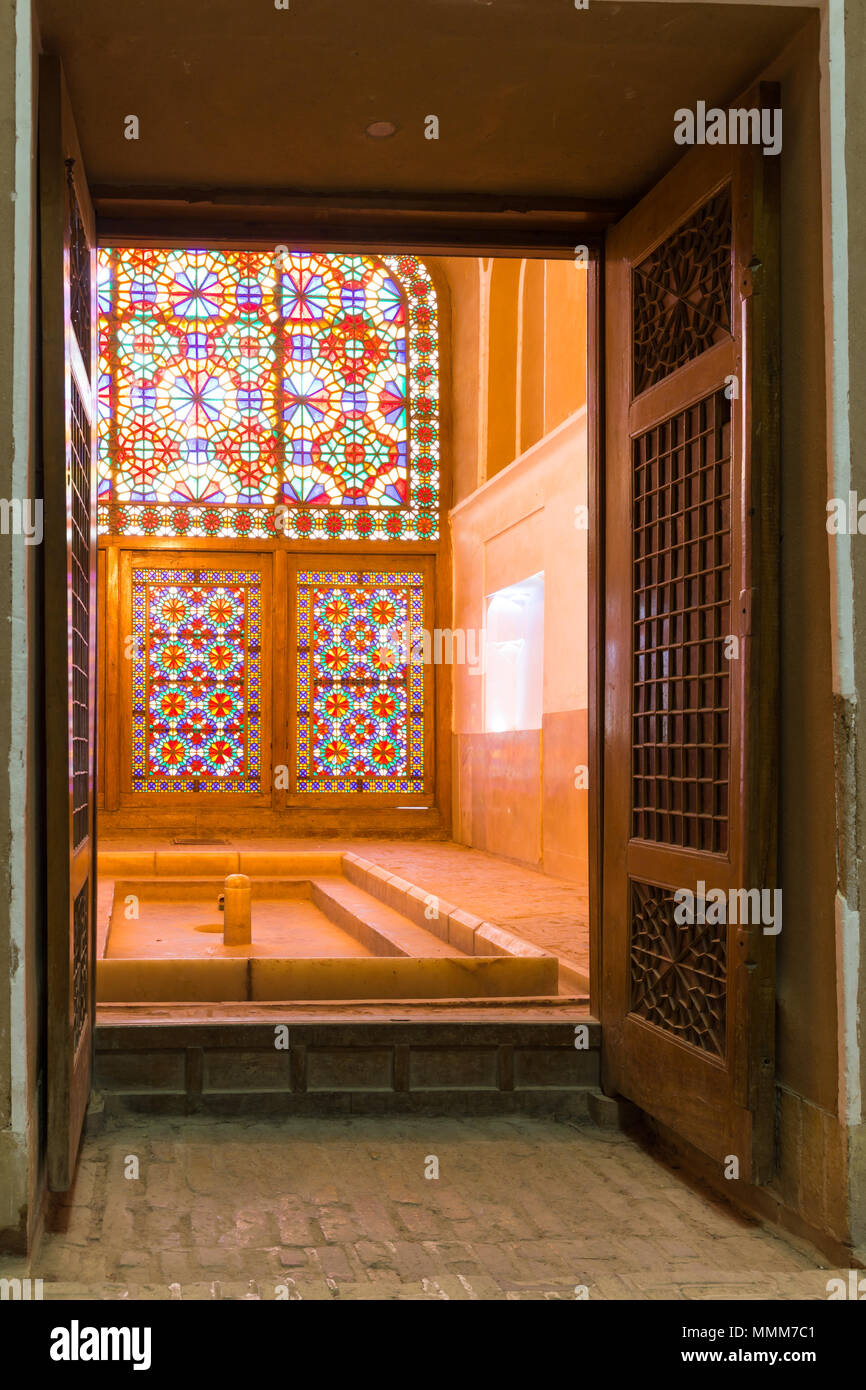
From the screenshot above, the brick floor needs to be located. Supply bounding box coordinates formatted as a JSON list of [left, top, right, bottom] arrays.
[[0, 1111, 840, 1300]]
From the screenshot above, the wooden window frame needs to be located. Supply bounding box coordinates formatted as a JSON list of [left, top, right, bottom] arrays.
[[116, 551, 274, 808], [286, 553, 436, 808]]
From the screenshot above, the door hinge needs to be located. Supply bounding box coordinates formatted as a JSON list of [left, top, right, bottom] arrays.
[[741, 257, 762, 299]]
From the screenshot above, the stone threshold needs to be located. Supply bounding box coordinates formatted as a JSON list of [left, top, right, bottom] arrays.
[[96, 998, 593, 1025], [94, 1011, 601, 1116]]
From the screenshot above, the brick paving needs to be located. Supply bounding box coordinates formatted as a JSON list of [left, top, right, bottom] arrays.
[[1, 1111, 839, 1301]]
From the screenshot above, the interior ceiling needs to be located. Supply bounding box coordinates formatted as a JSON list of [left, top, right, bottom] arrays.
[[38, 0, 812, 220]]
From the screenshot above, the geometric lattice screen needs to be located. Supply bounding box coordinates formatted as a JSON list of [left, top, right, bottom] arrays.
[[632, 390, 732, 853], [98, 249, 439, 542], [629, 878, 727, 1058], [296, 571, 425, 793], [68, 188, 92, 368], [131, 567, 262, 793], [632, 187, 732, 397], [70, 376, 93, 849], [72, 879, 90, 1053]]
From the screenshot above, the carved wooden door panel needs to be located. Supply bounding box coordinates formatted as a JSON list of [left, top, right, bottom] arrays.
[[40, 56, 99, 1189], [601, 87, 779, 1182]]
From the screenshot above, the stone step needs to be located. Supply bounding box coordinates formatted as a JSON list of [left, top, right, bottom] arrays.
[[94, 1013, 601, 1116]]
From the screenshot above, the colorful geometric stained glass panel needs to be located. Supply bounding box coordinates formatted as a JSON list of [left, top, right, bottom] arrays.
[[98, 250, 439, 541], [99, 249, 280, 513], [131, 567, 262, 793], [296, 571, 425, 793]]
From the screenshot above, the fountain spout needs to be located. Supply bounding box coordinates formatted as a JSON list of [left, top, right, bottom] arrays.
[[222, 873, 252, 945]]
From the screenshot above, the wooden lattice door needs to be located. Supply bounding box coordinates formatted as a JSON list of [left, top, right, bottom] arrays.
[[601, 88, 780, 1182], [40, 57, 99, 1190]]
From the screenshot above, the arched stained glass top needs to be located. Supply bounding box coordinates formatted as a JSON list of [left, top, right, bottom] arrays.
[[97, 249, 439, 540]]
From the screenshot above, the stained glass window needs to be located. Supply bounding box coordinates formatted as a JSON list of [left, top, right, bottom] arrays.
[[131, 567, 262, 793], [98, 249, 439, 541], [296, 571, 425, 793]]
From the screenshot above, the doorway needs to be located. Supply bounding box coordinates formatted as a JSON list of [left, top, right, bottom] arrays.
[[5, 0, 839, 1273], [41, 104, 779, 1201], [86, 245, 593, 1028]]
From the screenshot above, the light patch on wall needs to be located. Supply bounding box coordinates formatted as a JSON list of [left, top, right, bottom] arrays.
[[484, 572, 544, 733]]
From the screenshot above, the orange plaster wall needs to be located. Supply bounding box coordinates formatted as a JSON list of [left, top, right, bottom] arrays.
[[542, 260, 588, 438], [444, 255, 588, 886], [485, 259, 522, 481]]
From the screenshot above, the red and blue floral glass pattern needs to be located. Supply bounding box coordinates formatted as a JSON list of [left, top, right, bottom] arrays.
[[98, 249, 439, 540], [131, 568, 262, 793], [296, 571, 425, 793]]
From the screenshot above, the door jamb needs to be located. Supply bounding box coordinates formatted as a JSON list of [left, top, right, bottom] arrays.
[[586, 248, 605, 1021]]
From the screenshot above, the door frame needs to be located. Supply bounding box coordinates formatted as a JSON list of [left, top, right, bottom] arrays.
[[82, 183, 783, 1178], [587, 248, 605, 1017]]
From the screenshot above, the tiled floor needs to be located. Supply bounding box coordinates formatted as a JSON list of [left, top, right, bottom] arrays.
[[1, 1111, 836, 1301]]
